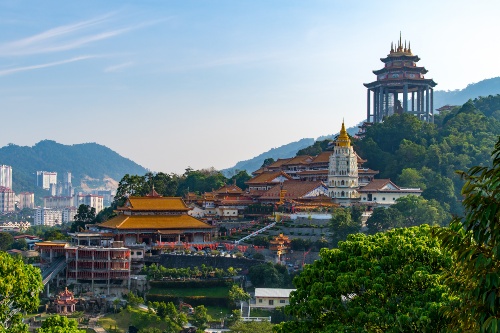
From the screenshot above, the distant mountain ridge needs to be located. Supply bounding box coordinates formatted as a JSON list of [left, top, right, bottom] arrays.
[[223, 76, 500, 175], [0, 140, 148, 199]]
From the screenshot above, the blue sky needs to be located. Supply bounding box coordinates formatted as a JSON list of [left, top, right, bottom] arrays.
[[1, 1, 499, 174]]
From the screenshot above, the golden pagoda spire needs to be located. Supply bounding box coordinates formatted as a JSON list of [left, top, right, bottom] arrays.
[[336, 120, 351, 147], [408, 41, 411, 54], [390, 42, 394, 53]]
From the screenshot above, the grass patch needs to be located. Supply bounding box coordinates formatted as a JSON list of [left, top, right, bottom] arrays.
[[98, 307, 168, 333], [148, 286, 229, 298], [204, 305, 232, 319]]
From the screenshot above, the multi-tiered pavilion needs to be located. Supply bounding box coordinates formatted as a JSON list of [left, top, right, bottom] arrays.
[[364, 34, 437, 123]]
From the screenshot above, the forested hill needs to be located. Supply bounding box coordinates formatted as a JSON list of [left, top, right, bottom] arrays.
[[434, 76, 500, 108], [0, 140, 148, 196]]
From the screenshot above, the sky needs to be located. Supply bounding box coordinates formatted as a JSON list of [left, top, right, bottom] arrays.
[[1, 1, 499, 175]]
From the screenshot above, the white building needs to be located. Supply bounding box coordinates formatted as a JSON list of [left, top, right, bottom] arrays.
[[18, 192, 35, 209], [328, 122, 360, 205], [74, 194, 104, 214], [0, 165, 12, 189], [358, 179, 422, 207], [36, 171, 57, 190], [35, 207, 63, 226], [0, 186, 15, 213], [253, 288, 296, 309]]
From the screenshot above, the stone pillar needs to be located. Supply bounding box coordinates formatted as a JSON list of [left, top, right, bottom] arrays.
[[379, 87, 384, 121], [426, 86, 430, 122], [416, 88, 420, 113], [403, 84, 408, 112], [385, 88, 389, 117], [411, 91, 415, 111], [430, 88, 434, 123], [373, 89, 378, 122], [366, 89, 371, 122]]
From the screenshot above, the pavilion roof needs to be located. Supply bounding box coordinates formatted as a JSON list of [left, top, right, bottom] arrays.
[[246, 171, 292, 184], [283, 155, 313, 166], [98, 214, 214, 230], [310, 152, 331, 164], [213, 184, 244, 194], [119, 197, 190, 211]]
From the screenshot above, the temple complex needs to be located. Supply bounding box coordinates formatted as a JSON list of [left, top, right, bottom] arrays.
[[364, 33, 437, 123], [96, 190, 216, 246]]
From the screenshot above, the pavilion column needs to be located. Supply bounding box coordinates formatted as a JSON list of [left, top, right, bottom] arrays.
[[366, 89, 371, 122], [412, 91, 415, 111], [430, 88, 434, 122], [385, 88, 389, 117], [416, 88, 420, 113], [373, 89, 378, 122], [403, 84, 408, 112], [421, 88, 425, 118], [426, 86, 430, 122], [379, 87, 384, 121], [393, 92, 398, 114]]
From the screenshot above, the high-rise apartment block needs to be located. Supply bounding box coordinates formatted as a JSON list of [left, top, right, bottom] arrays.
[[0, 165, 12, 189], [18, 192, 35, 209], [36, 171, 57, 190], [0, 186, 15, 213]]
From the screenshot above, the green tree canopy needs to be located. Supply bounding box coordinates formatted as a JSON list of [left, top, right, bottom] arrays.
[[434, 136, 500, 332], [228, 285, 250, 306], [37, 315, 84, 333], [230, 320, 274, 333], [0, 232, 14, 251], [275, 226, 452, 333], [191, 305, 210, 330], [0, 251, 44, 333], [329, 207, 362, 246]]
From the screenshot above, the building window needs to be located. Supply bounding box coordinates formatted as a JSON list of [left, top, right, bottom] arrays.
[[280, 300, 285, 304], [382, 197, 385, 201], [374, 197, 377, 201], [258, 299, 262, 303], [393, 198, 396, 201], [269, 300, 274, 305]]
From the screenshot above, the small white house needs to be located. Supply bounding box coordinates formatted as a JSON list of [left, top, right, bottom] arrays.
[[253, 288, 296, 308]]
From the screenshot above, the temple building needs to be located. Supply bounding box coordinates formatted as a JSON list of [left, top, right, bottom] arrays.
[[364, 33, 437, 123], [328, 122, 360, 205], [96, 190, 215, 245], [54, 287, 78, 314]]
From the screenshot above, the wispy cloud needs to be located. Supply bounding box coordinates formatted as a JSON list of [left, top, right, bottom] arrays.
[[104, 61, 134, 73], [0, 56, 96, 76]]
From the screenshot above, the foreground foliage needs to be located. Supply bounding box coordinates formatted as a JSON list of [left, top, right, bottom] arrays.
[[275, 226, 451, 333], [37, 315, 84, 333], [0, 251, 43, 333], [434, 136, 500, 332]]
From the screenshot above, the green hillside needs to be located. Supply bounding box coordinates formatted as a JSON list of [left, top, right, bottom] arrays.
[[0, 140, 148, 199]]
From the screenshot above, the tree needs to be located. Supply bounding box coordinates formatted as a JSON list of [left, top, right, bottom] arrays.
[[191, 305, 210, 330], [0, 232, 14, 251], [71, 204, 96, 232], [229, 320, 274, 333], [261, 158, 275, 168], [365, 207, 403, 234], [275, 226, 452, 333], [125, 291, 142, 307], [392, 195, 450, 227], [229, 170, 251, 190], [0, 251, 44, 332], [37, 315, 84, 333], [434, 137, 500, 332], [228, 285, 250, 306], [329, 207, 361, 246]]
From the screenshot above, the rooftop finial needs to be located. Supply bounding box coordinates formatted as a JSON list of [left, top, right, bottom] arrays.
[[390, 42, 394, 53]]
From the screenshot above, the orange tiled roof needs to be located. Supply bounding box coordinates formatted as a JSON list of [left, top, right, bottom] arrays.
[[252, 168, 265, 175], [283, 155, 313, 166], [119, 197, 189, 211], [297, 169, 329, 176], [98, 214, 214, 230], [246, 171, 292, 184], [310, 151, 331, 164], [267, 158, 292, 169], [214, 184, 243, 194], [35, 242, 68, 247], [261, 181, 327, 199], [359, 168, 379, 175]]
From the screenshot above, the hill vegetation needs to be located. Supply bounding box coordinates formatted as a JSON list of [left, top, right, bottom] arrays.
[[0, 140, 148, 201]]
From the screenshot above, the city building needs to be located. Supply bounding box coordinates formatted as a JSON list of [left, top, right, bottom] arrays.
[[34, 207, 63, 226], [364, 34, 437, 123], [0, 186, 15, 213], [36, 171, 57, 190], [74, 194, 104, 214], [0, 222, 31, 233], [0, 165, 12, 189], [358, 179, 422, 208], [18, 192, 35, 209], [43, 196, 73, 209]]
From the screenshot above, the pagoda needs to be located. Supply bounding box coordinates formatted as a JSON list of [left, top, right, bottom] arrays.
[[54, 287, 78, 314], [364, 33, 437, 123]]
